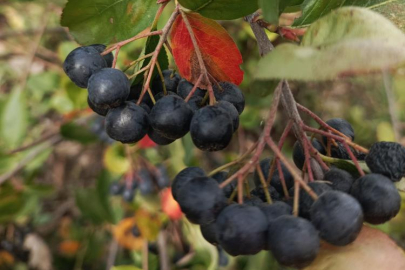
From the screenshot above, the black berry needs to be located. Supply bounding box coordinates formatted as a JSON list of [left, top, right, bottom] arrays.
[[63, 46, 107, 88], [212, 171, 235, 198], [253, 158, 294, 195], [149, 95, 194, 139], [175, 176, 227, 225], [351, 173, 401, 224], [147, 128, 175, 146], [105, 102, 149, 144], [310, 191, 363, 246], [171, 167, 206, 200], [267, 216, 320, 268], [109, 182, 124, 195], [88, 68, 130, 109], [190, 105, 233, 151], [250, 186, 282, 202], [151, 70, 181, 95], [214, 82, 245, 114], [324, 118, 355, 142], [297, 181, 333, 219], [293, 139, 326, 170], [177, 78, 206, 99], [200, 221, 218, 245], [365, 141, 405, 182], [87, 96, 109, 116], [324, 168, 354, 193], [91, 44, 114, 67], [216, 204, 268, 256], [187, 96, 205, 113], [217, 101, 239, 132], [258, 201, 292, 223]]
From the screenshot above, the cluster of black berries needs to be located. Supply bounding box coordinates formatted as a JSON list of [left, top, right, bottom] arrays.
[[63, 45, 244, 151], [170, 119, 405, 268], [109, 165, 170, 202]]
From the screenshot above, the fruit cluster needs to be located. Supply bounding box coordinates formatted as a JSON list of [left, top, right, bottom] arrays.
[[63, 45, 244, 151], [171, 118, 405, 268], [110, 164, 170, 202]]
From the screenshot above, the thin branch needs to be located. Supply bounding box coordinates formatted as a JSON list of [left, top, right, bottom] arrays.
[[137, 8, 180, 105], [7, 133, 59, 155]]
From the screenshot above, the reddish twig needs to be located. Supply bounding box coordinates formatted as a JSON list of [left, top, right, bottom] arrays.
[[302, 134, 314, 182], [137, 8, 180, 105]]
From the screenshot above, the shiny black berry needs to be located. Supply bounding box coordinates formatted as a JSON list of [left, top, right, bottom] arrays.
[[200, 221, 218, 245], [175, 176, 227, 225], [365, 141, 405, 182], [151, 69, 181, 95], [63, 46, 107, 88], [212, 171, 235, 198], [267, 216, 320, 268], [88, 68, 130, 109], [149, 95, 193, 140], [171, 167, 205, 200], [324, 168, 354, 193], [258, 201, 292, 224], [296, 181, 333, 219], [91, 44, 114, 67], [105, 102, 149, 144], [351, 173, 401, 224], [190, 105, 233, 151], [217, 101, 239, 132], [177, 78, 206, 99], [310, 191, 363, 246], [324, 118, 355, 142], [87, 96, 109, 116], [147, 128, 175, 146], [214, 82, 245, 114], [216, 204, 268, 256]]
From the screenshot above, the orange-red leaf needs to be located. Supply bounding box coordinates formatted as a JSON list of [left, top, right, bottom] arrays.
[[170, 12, 243, 89], [161, 188, 182, 220]]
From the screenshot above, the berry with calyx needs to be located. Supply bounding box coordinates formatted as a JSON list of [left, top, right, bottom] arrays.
[[147, 128, 175, 146], [63, 46, 107, 88], [177, 78, 206, 99], [351, 174, 401, 224], [175, 176, 227, 225], [187, 95, 205, 113], [258, 201, 292, 223], [88, 68, 130, 109], [217, 101, 239, 132], [190, 105, 233, 151], [267, 216, 320, 268], [324, 118, 355, 142], [171, 167, 205, 200], [200, 221, 218, 245], [91, 44, 114, 67], [323, 167, 354, 193], [253, 158, 294, 195], [296, 181, 333, 219], [216, 204, 268, 256], [250, 186, 282, 202], [149, 95, 194, 139], [365, 141, 405, 182], [87, 96, 109, 116], [105, 102, 149, 144], [310, 191, 363, 246], [214, 82, 245, 114], [212, 171, 235, 198], [293, 139, 326, 170]]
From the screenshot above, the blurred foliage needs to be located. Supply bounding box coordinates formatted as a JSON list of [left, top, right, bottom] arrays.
[[0, 1, 405, 270]]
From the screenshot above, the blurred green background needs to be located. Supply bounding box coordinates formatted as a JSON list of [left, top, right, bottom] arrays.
[[0, 1, 405, 270]]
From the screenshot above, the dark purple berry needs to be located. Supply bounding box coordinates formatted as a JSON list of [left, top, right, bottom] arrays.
[[171, 167, 205, 200], [324, 168, 354, 193], [213, 82, 245, 114]]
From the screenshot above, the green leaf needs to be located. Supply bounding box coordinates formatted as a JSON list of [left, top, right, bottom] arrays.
[[294, 0, 391, 26], [260, 0, 304, 25], [60, 122, 98, 144], [132, 34, 169, 85], [0, 192, 25, 223], [178, 0, 259, 20], [320, 154, 370, 177], [1, 89, 28, 149], [61, 0, 159, 45], [256, 7, 405, 81], [112, 266, 142, 270], [104, 144, 130, 174]]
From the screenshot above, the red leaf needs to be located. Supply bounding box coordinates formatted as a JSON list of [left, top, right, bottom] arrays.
[[170, 12, 244, 89]]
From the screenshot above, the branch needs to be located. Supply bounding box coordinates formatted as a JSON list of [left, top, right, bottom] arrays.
[[137, 8, 180, 105]]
